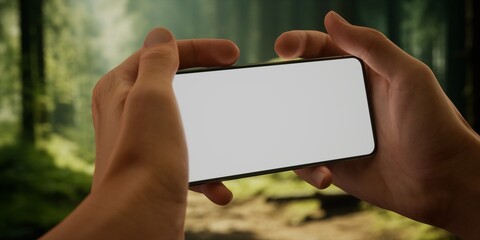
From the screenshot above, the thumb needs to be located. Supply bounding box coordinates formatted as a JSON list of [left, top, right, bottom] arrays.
[[324, 11, 421, 83], [137, 27, 179, 88]]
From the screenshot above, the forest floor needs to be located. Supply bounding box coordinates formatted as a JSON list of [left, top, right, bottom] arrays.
[[183, 174, 452, 240], [186, 193, 407, 240]]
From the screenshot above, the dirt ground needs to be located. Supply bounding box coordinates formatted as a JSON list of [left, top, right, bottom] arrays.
[[185, 192, 406, 240]]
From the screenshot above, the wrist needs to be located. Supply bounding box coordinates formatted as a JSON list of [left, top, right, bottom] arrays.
[[44, 167, 187, 239], [441, 132, 480, 239], [93, 166, 188, 238]]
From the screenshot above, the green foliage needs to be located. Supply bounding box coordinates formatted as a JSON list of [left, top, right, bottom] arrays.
[[224, 172, 316, 201], [224, 172, 344, 202], [0, 0, 20, 145], [43, 0, 105, 163], [401, 0, 447, 86], [41, 134, 94, 174], [226, 173, 453, 238], [282, 199, 320, 225], [366, 204, 454, 239], [0, 0, 465, 239], [0, 144, 91, 239]]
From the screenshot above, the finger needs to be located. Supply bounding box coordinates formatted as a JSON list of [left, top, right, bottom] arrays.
[[104, 39, 240, 84], [324, 11, 423, 83], [115, 28, 189, 198], [91, 51, 142, 191], [177, 39, 240, 70], [274, 30, 346, 59], [294, 166, 333, 189], [107, 51, 141, 82], [190, 182, 233, 206], [135, 27, 179, 88]]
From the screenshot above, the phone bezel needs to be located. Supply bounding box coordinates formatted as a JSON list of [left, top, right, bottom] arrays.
[[175, 56, 377, 186]]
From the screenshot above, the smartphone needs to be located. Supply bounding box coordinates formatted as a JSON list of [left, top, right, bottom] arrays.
[[174, 56, 376, 185]]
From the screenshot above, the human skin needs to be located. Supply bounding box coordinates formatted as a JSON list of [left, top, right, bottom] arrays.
[[42, 28, 239, 239], [42, 11, 480, 239], [197, 10, 480, 239], [274, 11, 480, 239]]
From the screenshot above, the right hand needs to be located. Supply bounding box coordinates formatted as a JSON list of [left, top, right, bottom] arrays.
[[274, 11, 480, 238]]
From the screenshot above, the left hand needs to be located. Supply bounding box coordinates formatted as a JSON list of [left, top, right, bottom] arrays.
[[92, 30, 240, 205], [45, 27, 242, 239]]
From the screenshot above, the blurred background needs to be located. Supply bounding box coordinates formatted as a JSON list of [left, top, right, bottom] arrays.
[[0, 0, 478, 239]]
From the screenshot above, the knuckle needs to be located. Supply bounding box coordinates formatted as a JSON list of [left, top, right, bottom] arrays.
[[409, 60, 434, 79], [177, 39, 196, 68], [141, 47, 179, 71], [364, 28, 387, 46], [367, 28, 387, 41], [142, 47, 175, 60], [188, 39, 199, 62], [92, 70, 119, 103], [365, 28, 387, 45], [92, 69, 129, 110], [92, 76, 109, 127], [92, 75, 108, 104]]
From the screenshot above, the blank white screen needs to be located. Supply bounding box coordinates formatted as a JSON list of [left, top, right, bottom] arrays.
[[174, 57, 375, 184]]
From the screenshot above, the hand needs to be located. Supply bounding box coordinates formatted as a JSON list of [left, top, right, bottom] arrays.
[[91, 31, 239, 206], [43, 28, 239, 239], [275, 11, 480, 238]]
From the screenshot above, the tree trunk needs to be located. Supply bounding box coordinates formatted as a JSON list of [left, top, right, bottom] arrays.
[[19, 0, 47, 145], [473, 0, 480, 132], [387, 0, 401, 46], [446, 0, 466, 117]]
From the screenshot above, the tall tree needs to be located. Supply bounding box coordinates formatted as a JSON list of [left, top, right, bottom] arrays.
[[19, 0, 47, 145], [474, 0, 480, 132], [387, 0, 401, 45], [0, 0, 20, 146], [446, 0, 466, 117]]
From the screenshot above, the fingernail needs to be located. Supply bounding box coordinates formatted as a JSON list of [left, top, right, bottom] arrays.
[[331, 11, 349, 24], [144, 28, 173, 48], [313, 170, 325, 188]]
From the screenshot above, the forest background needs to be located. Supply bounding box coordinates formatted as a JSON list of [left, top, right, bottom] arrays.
[[0, 0, 478, 239]]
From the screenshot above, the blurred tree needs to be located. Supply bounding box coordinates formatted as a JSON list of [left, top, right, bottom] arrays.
[[122, 0, 333, 64], [19, 0, 48, 144], [446, 0, 467, 117], [0, 2, 97, 239], [473, 0, 480, 132], [0, 1, 473, 238], [43, 0, 106, 163], [0, 144, 90, 239], [332, 0, 360, 24], [402, 0, 447, 85], [0, 0, 20, 146], [387, 0, 402, 45]]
